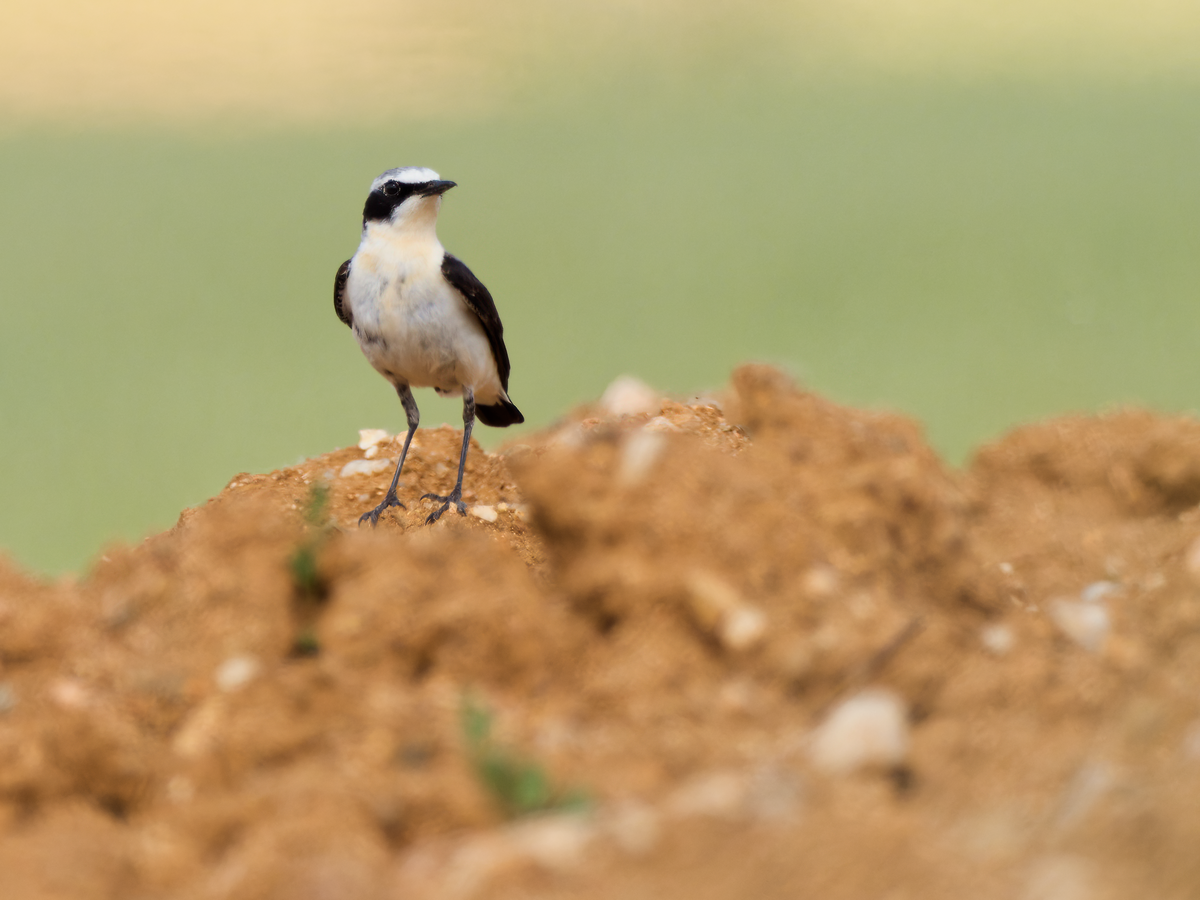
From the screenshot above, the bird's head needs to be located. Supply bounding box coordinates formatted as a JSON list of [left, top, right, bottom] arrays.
[[362, 167, 456, 233]]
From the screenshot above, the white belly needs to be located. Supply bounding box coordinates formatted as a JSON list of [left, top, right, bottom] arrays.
[[345, 240, 502, 405]]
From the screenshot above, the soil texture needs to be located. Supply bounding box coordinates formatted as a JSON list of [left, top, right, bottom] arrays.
[[2, 364, 1200, 899]]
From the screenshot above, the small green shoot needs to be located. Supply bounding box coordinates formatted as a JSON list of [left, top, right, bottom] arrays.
[[291, 626, 320, 657], [301, 482, 330, 528], [289, 483, 334, 595], [460, 694, 590, 819], [288, 483, 335, 656], [288, 545, 321, 595]]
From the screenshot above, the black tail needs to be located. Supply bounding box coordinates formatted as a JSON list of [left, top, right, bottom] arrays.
[[476, 397, 524, 427]]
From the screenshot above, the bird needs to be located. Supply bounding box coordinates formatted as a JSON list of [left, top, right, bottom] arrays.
[[334, 166, 523, 526]]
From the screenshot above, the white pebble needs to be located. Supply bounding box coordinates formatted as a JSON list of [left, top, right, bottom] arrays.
[[49, 678, 91, 710], [357, 428, 390, 450], [810, 688, 909, 774], [643, 416, 682, 434], [469, 505, 498, 523], [1049, 599, 1110, 652], [339, 458, 394, 478], [981, 623, 1016, 656], [215, 654, 260, 693], [1080, 581, 1120, 604], [684, 571, 768, 653], [600, 375, 662, 418], [721, 605, 767, 652], [506, 815, 595, 873], [617, 430, 667, 487]]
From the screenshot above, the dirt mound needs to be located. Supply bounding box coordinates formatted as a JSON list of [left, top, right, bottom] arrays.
[[1, 365, 1198, 899]]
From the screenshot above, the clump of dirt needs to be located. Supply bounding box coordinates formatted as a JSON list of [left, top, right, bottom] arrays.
[[1, 364, 1199, 899]]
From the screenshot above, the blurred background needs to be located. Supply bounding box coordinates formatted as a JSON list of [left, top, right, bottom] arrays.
[[4, 0, 1200, 573]]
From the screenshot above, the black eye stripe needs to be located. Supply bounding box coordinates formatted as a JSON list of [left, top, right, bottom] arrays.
[[362, 181, 421, 223]]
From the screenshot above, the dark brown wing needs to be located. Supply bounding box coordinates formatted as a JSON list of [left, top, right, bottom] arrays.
[[440, 252, 512, 390], [334, 259, 353, 328]]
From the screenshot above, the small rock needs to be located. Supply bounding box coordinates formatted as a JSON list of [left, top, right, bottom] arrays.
[[357, 428, 390, 450], [469, 505, 498, 523], [600, 375, 662, 418], [810, 688, 909, 774], [981, 623, 1015, 656], [1080, 581, 1120, 604], [617, 430, 667, 487], [215, 655, 261, 693], [49, 678, 91, 710], [0, 682, 15, 713], [339, 458, 395, 478], [684, 571, 767, 652], [722, 606, 767, 652], [1048, 598, 1110, 652], [643, 416, 682, 434], [172, 698, 225, 758], [507, 815, 595, 873]]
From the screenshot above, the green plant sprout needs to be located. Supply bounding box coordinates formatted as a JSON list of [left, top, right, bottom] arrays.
[[288, 483, 334, 655], [460, 694, 589, 819], [289, 483, 332, 592]]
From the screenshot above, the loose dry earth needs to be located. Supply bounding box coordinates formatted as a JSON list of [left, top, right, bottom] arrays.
[[2, 364, 1200, 899]]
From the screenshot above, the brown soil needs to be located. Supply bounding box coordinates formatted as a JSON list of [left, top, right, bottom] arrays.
[[2, 364, 1199, 899]]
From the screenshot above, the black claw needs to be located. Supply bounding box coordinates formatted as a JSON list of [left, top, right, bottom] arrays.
[[422, 491, 467, 525], [358, 493, 405, 527]]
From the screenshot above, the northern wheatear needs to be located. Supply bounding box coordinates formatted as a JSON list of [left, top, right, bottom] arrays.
[[334, 166, 523, 526]]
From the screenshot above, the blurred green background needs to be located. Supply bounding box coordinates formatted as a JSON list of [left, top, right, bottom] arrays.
[[4, 2, 1200, 574]]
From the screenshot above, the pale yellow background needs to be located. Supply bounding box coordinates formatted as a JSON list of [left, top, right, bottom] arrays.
[[5, 1, 1200, 125]]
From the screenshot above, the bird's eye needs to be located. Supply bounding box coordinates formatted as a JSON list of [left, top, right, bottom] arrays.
[[383, 181, 401, 197]]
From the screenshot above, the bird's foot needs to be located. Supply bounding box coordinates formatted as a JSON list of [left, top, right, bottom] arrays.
[[421, 488, 467, 525], [358, 492, 405, 527]]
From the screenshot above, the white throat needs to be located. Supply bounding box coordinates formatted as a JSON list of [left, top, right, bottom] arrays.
[[369, 195, 442, 242]]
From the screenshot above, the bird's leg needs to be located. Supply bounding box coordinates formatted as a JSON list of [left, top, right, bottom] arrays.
[[359, 385, 420, 527], [423, 388, 474, 524]]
